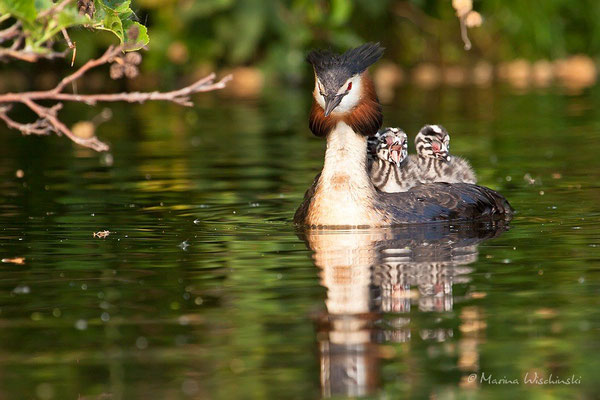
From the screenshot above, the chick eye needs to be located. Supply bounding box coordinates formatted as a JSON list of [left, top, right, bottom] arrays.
[[347, 82, 352, 91]]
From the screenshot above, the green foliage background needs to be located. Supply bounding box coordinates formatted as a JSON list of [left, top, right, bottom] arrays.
[[2, 0, 600, 85], [128, 0, 600, 83]]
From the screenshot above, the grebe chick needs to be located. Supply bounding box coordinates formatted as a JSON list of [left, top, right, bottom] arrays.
[[368, 127, 418, 192], [294, 43, 511, 227], [411, 124, 477, 184]]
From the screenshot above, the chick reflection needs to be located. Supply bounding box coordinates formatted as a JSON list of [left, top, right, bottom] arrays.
[[301, 222, 506, 398]]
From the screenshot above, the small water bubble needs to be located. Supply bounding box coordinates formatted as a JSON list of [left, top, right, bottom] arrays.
[[232, 211, 236, 214], [502, 259, 511, 264], [101, 152, 114, 167], [52, 308, 61, 318], [136, 336, 148, 349], [276, 273, 283, 280], [97, 291, 104, 299], [183, 292, 190, 300], [194, 297, 203, 305], [100, 301, 110, 310], [75, 319, 88, 330], [178, 316, 190, 326], [81, 284, 87, 290], [90, 213, 95, 217], [145, 174, 152, 180], [101, 312, 110, 322], [539, 190, 545, 195], [578, 277, 585, 284], [485, 273, 491, 279], [505, 176, 512, 182], [589, 244, 598, 247], [551, 206, 557, 210], [193, 218, 201, 225], [199, 204, 209, 208], [572, 226, 581, 230], [250, 202, 260, 207], [179, 241, 190, 251]]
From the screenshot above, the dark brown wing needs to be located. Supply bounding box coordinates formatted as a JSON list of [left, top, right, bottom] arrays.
[[379, 182, 513, 224]]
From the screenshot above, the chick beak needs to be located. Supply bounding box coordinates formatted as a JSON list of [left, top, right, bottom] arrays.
[[438, 143, 450, 161], [324, 95, 343, 117], [389, 144, 403, 165]]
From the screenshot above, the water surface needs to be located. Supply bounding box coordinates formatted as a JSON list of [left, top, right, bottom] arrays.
[[0, 86, 599, 399]]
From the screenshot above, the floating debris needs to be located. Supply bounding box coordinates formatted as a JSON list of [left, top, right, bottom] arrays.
[[523, 173, 536, 185], [12, 285, 30, 294], [93, 230, 111, 239], [2, 257, 25, 265]]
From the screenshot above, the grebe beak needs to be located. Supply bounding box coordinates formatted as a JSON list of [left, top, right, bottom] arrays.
[[390, 144, 403, 165], [323, 95, 343, 117]]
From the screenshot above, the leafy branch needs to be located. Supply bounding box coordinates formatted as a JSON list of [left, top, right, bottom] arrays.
[[0, 1, 232, 151], [0, 0, 149, 62]]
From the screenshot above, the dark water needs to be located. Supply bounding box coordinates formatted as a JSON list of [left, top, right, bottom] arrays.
[[0, 86, 599, 399]]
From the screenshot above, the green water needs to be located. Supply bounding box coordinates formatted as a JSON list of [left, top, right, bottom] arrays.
[[0, 86, 599, 399]]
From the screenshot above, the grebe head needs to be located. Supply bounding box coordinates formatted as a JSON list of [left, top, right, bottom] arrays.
[[307, 43, 384, 137], [415, 124, 450, 161], [376, 127, 408, 166]]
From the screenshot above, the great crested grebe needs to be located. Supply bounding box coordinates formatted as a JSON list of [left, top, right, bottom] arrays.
[[368, 127, 419, 193], [293, 43, 512, 227], [410, 124, 477, 184]]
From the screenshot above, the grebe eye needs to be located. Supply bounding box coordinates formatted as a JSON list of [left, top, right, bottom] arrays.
[[347, 82, 352, 91]]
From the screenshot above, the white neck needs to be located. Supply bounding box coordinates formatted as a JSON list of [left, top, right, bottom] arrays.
[[307, 122, 381, 227]]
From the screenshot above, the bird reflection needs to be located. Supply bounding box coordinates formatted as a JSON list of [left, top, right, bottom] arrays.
[[299, 221, 508, 398]]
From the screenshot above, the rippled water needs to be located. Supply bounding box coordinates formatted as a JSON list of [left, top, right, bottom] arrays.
[[0, 86, 599, 399]]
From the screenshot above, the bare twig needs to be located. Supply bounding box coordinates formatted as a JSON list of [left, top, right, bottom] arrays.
[[0, 22, 21, 43], [61, 28, 76, 66], [0, 44, 232, 151], [459, 15, 472, 50], [37, 0, 74, 19]]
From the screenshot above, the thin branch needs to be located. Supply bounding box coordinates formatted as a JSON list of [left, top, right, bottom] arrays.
[[22, 98, 109, 152], [54, 45, 122, 93], [61, 28, 76, 66], [0, 106, 52, 136], [0, 21, 21, 43], [0, 47, 68, 62], [0, 43, 232, 151], [459, 15, 472, 51], [37, 0, 74, 20]]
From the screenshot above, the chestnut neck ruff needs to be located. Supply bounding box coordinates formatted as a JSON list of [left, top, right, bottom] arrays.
[[309, 73, 382, 138]]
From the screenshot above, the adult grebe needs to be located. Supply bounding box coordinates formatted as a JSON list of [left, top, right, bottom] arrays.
[[294, 43, 512, 227]]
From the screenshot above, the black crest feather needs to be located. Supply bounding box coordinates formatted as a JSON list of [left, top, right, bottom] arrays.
[[307, 42, 384, 76], [307, 43, 384, 93]]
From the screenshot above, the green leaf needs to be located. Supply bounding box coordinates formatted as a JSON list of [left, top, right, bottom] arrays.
[[123, 21, 149, 50], [91, 0, 149, 50], [0, 0, 37, 22]]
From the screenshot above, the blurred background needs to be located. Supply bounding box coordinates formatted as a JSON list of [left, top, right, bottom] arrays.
[[1, 0, 599, 98], [1, 2, 600, 399]]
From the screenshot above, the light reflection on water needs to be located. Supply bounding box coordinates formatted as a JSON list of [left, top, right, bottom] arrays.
[[0, 86, 599, 398]]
